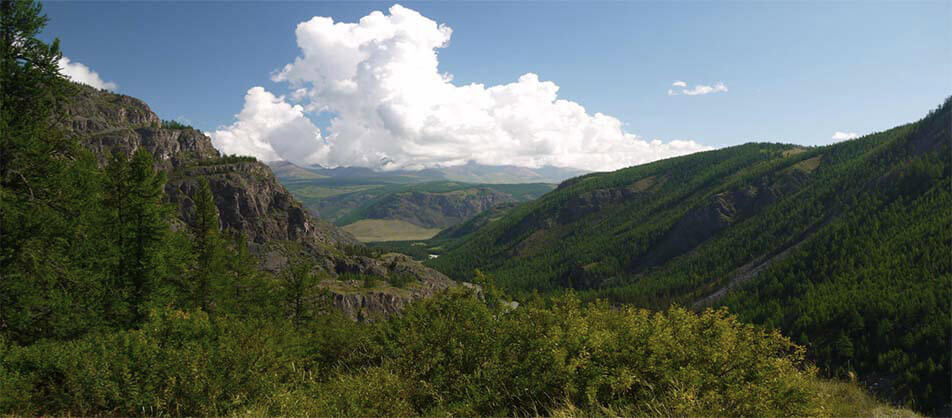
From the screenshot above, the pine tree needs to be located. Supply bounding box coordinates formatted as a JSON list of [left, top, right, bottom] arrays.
[[0, 0, 103, 342], [126, 149, 170, 319], [100, 148, 172, 325], [280, 247, 317, 326], [216, 229, 267, 317], [190, 178, 225, 312]]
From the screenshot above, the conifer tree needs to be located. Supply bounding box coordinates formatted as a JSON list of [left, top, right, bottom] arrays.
[[102, 148, 132, 320], [126, 149, 170, 319], [216, 230, 268, 316], [100, 148, 172, 324], [280, 247, 317, 326], [191, 178, 225, 312], [0, 0, 101, 342]]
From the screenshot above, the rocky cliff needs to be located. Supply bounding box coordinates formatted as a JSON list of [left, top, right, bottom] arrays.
[[63, 86, 356, 251], [62, 84, 457, 317]]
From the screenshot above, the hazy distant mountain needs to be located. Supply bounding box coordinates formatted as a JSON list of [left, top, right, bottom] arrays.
[[438, 162, 588, 184], [267, 160, 329, 180], [268, 160, 587, 184]]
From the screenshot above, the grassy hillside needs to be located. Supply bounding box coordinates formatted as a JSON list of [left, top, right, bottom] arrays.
[[439, 162, 588, 183], [430, 98, 951, 412]]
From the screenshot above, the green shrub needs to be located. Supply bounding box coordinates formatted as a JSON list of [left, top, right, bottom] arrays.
[[0, 309, 362, 416], [352, 292, 825, 416], [161, 119, 192, 130], [0, 292, 911, 417], [190, 154, 258, 167], [386, 273, 415, 288]]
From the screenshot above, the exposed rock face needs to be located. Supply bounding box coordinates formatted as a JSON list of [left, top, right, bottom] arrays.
[[62, 85, 356, 251], [556, 177, 663, 224], [557, 187, 636, 224], [166, 162, 350, 248], [331, 291, 414, 320], [63, 90, 218, 169], [498, 179, 658, 246], [323, 253, 477, 320], [61, 84, 456, 318], [634, 171, 812, 271]]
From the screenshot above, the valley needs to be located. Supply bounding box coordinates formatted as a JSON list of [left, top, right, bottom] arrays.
[[342, 219, 443, 241], [3, 1, 948, 416], [273, 161, 556, 241], [271, 98, 952, 413]]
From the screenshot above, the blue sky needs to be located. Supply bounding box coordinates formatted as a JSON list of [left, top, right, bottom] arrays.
[[41, 1, 951, 169]]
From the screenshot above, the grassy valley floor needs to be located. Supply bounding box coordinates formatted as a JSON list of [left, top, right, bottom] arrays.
[[342, 219, 444, 242]]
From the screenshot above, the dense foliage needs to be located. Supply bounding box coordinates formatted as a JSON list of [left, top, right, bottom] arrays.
[[0, 290, 907, 416], [0, 0, 270, 342], [431, 98, 951, 411]]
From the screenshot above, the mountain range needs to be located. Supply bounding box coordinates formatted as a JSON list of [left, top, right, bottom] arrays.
[[270, 159, 587, 185], [269, 160, 559, 241]]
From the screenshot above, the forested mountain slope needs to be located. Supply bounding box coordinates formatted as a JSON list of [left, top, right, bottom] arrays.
[[431, 98, 951, 412]]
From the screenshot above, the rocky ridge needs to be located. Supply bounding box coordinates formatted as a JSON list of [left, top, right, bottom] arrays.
[[62, 84, 461, 317]]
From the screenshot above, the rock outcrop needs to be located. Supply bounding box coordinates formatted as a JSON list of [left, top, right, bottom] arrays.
[[62, 85, 355, 251], [324, 254, 477, 320], [61, 84, 456, 317]]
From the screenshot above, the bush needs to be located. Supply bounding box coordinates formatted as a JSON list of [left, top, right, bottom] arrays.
[[352, 292, 824, 416], [386, 273, 415, 288], [192, 154, 258, 166], [161, 119, 192, 130], [0, 309, 362, 416], [0, 291, 909, 416]]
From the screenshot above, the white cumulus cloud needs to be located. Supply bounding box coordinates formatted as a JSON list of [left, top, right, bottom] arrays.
[[210, 87, 327, 163], [57, 57, 117, 90], [831, 131, 859, 141], [668, 81, 728, 96], [211, 4, 711, 171]]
